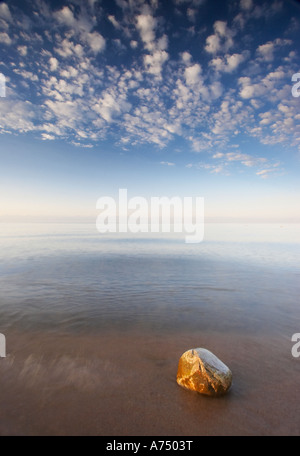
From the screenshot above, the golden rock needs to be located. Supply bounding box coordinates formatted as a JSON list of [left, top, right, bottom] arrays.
[[177, 348, 232, 396]]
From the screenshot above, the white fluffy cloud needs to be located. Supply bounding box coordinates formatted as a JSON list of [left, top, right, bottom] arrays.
[[144, 50, 168, 76], [184, 63, 202, 85], [205, 34, 220, 54], [92, 90, 131, 123], [181, 51, 192, 64], [205, 21, 234, 54], [0, 3, 12, 22], [17, 45, 27, 56], [0, 32, 11, 44], [54, 6, 76, 27], [108, 15, 121, 29], [257, 42, 275, 62], [53, 5, 105, 54], [136, 13, 157, 50], [0, 98, 36, 134], [210, 52, 247, 73], [136, 11, 168, 77], [49, 57, 59, 72], [85, 32, 106, 53], [256, 38, 292, 62]]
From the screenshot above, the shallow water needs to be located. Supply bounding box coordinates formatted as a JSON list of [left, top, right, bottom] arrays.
[[0, 223, 299, 435]]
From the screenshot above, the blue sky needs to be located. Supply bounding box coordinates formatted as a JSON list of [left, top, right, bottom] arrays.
[[0, 0, 299, 221]]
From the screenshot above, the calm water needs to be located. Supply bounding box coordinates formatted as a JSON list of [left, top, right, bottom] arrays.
[[0, 223, 299, 334], [0, 223, 299, 435]]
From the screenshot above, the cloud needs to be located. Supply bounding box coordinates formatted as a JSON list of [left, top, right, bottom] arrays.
[[17, 45, 28, 56], [144, 49, 168, 76], [210, 96, 253, 137], [256, 38, 292, 62], [44, 99, 80, 123], [238, 75, 273, 99], [41, 133, 55, 140], [205, 21, 234, 54], [224, 152, 266, 166], [187, 150, 281, 177], [92, 90, 131, 123], [187, 8, 197, 22], [54, 38, 84, 58], [108, 15, 121, 29], [71, 141, 94, 148], [49, 57, 59, 71], [188, 136, 213, 152], [60, 65, 79, 79], [0, 32, 11, 44], [238, 67, 289, 102], [130, 40, 138, 48], [85, 31, 106, 53], [210, 150, 281, 178], [210, 52, 247, 73], [181, 51, 192, 64], [186, 162, 226, 174], [13, 69, 39, 81], [213, 152, 224, 159], [240, 0, 253, 11], [257, 42, 275, 62], [0, 3, 12, 22], [184, 63, 202, 85], [136, 13, 157, 51], [0, 98, 36, 134], [54, 6, 77, 28], [205, 34, 220, 54], [0, 0, 298, 162], [160, 161, 175, 166], [135, 11, 168, 77], [256, 167, 280, 178], [53, 4, 105, 54]]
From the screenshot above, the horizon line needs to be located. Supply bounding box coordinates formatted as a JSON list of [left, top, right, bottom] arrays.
[[0, 216, 300, 224]]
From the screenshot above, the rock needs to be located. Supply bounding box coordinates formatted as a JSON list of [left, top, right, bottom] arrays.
[[176, 348, 232, 396]]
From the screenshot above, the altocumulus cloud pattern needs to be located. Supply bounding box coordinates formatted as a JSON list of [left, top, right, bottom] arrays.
[[0, 0, 299, 178]]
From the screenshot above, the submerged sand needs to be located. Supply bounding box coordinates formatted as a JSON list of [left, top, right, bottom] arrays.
[[0, 327, 299, 436]]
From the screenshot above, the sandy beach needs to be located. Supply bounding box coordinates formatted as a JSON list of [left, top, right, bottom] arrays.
[[0, 326, 299, 436]]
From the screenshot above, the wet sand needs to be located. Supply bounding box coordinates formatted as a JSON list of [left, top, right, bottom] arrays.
[[0, 327, 299, 436]]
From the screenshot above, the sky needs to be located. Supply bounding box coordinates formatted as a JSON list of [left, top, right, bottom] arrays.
[[0, 0, 299, 222]]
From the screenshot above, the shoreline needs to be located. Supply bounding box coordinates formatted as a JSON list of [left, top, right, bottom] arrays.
[[0, 327, 299, 436]]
